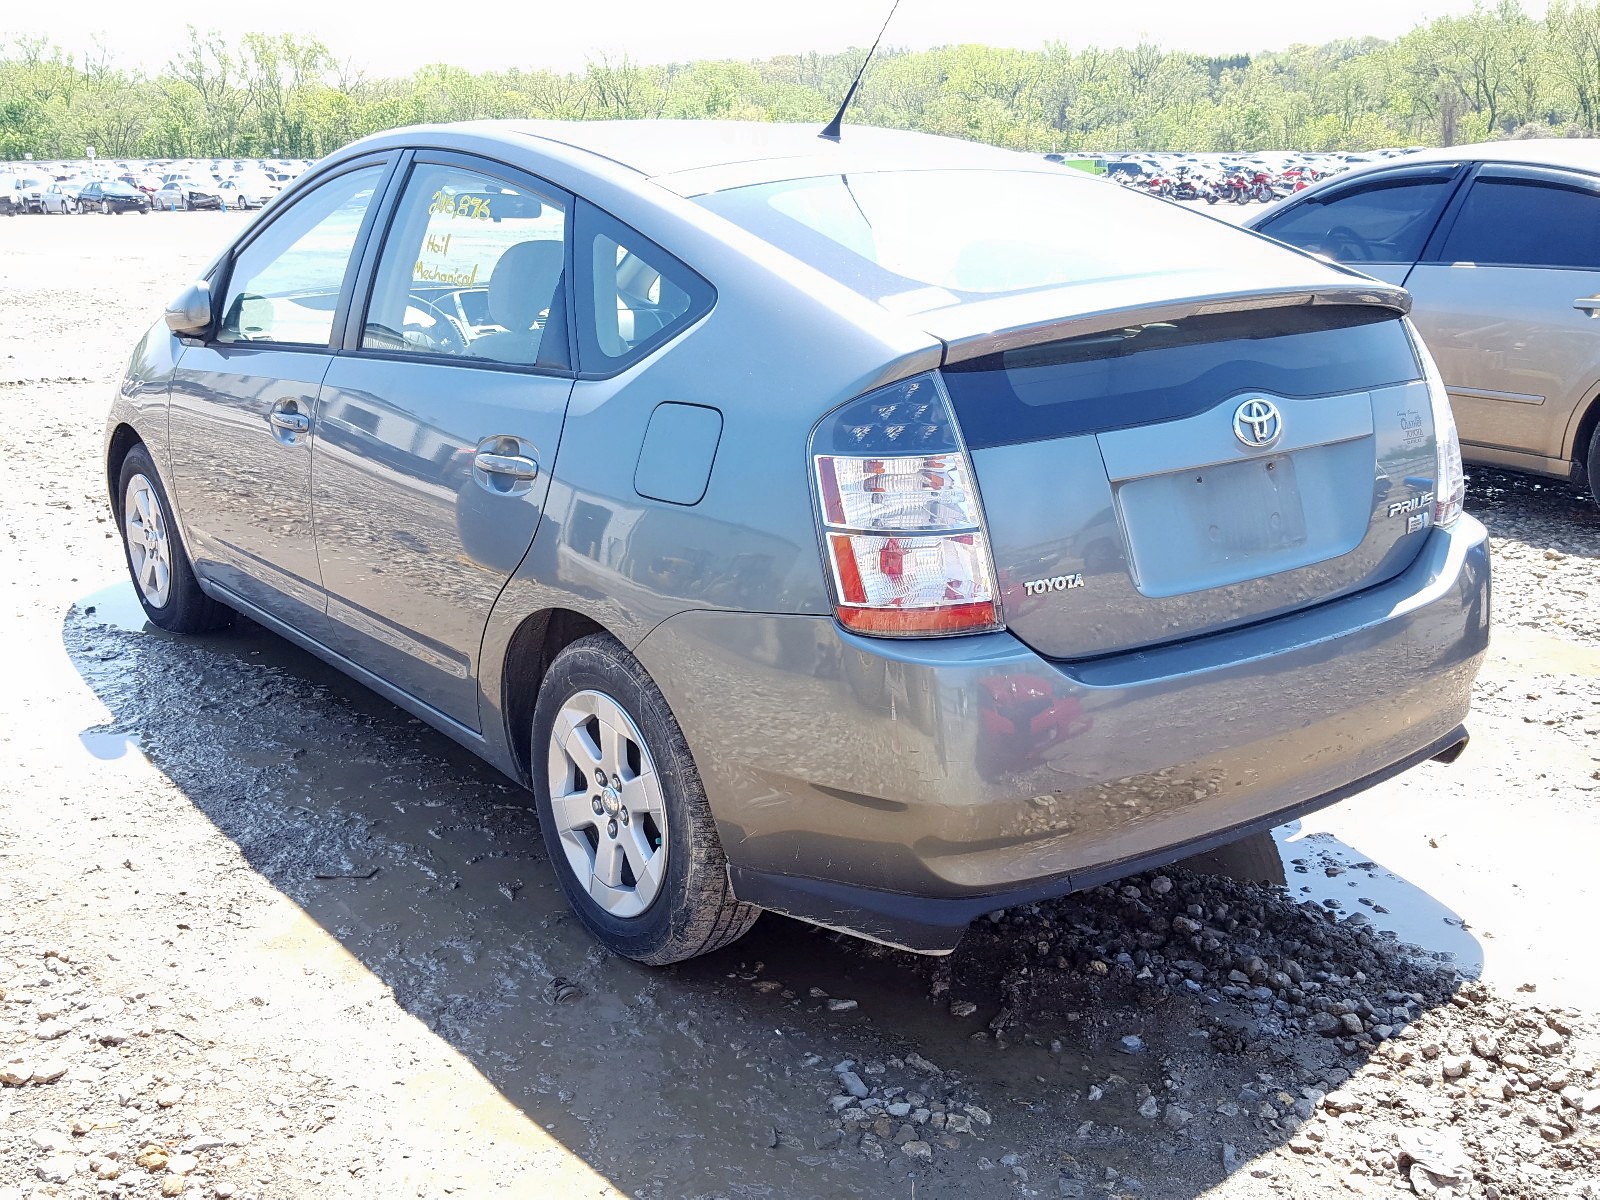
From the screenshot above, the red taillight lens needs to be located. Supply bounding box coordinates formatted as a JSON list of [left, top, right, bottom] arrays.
[[811, 374, 1003, 638]]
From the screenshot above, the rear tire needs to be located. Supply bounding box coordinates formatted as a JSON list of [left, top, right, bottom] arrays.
[[115, 445, 233, 634], [531, 633, 760, 964]]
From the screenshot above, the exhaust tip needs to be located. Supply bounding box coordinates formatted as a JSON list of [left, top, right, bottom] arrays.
[[1431, 732, 1470, 765]]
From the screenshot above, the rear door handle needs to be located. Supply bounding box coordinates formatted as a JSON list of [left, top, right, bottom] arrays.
[[474, 451, 538, 480], [1574, 297, 1600, 314], [269, 410, 311, 433]]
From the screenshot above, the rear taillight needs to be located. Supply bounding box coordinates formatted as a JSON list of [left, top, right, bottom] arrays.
[[810, 373, 1002, 637], [1412, 320, 1464, 528]]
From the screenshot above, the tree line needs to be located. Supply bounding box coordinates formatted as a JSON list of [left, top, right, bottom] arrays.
[[7, 1, 1600, 162]]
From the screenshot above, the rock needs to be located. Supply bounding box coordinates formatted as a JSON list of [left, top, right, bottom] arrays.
[[32, 1130, 71, 1152], [893, 1123, 918, 1145], [97, 1028, 128, 1045], [962, 1104, 992, 1126], [838, 1071, 869, 1099], [1396, 1127, 1470, 1190], [945, 1113, 974, 1135], [1149, 875, 1173, 895], [213, 1186, 236, 1199], [858, 1134, 885, 1161], [1581, 1090, 1600, 1115], [1163, 1105, 1195, 1130], [1138, 1095, 1161, 1119], [37, 1156, 77, 1183], [1536, 1027, 1564, 1055], [156, 1085, 184, 1108], [826, 998, 858, 1013], [1322, 1089, 1362, 1113], [1221, 1143, 1241, 1172], [886, 1102, 911, 1118], [1309, 1013, 1342, 1037], [136, 1145, 170, 1172], [1441, 1056, 1471, 1079], [161, 1178, 186, 1197], [30, 1059, 67, 1084], [1, 1058, 32, 1086], [1119, 1035, 1144, 1054], [1339, 1013, 1365, 1036], [166, 1155, 198, 1176], [949, 1001, 977, 1018], [901, 1140, 932, 1160], [905, 1053, 942, 1075], [1288, 1136, 1317, 1155], [34, 1020, 70, 1040]]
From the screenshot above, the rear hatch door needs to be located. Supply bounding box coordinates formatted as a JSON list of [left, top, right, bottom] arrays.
[[929, 282, 1439, 660]]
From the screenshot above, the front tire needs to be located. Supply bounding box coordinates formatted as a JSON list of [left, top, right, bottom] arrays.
[[531, 634, 759, 964], [1588, 424, 1600, 508], [116, 445, 232, 634]]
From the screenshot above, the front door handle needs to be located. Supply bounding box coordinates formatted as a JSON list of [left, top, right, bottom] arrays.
[[1574, 296, 1600, 314], [474, 451, 538, 480], [270, 410, 311, 433]]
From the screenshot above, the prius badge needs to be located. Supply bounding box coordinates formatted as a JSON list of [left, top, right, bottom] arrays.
[[1233, 397, 1283, 448]]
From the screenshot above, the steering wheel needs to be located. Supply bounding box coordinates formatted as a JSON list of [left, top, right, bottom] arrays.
[[1322, 225, 1374, 262], [403, 295, 471, 353]]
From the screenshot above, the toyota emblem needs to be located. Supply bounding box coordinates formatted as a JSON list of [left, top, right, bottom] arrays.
[[1233, 398, 1283, 448]]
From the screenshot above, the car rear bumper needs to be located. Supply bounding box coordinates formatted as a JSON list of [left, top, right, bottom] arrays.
[[634, 515, 1490, 952]]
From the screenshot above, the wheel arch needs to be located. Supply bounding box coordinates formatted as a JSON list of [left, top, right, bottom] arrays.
[[500, 607, 610, 786], [1570, 387, 1600, 487], [106, 422, 145, 515]]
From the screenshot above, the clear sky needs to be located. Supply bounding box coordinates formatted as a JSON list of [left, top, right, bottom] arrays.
[[11, 0, 1525, 76]]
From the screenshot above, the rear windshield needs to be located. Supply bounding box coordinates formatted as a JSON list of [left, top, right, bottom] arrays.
[[941, 307, 1421, 449], [695, 169, 1298, 313]]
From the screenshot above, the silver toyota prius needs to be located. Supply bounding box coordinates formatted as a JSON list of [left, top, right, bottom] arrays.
[[105, 121, 1490, 964]]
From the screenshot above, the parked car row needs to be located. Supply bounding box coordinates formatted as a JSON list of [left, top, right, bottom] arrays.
[[1, 155, 314, 216]]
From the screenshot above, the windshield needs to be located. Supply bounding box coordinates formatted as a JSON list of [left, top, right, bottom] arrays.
[[696, 169, 1296, 314]]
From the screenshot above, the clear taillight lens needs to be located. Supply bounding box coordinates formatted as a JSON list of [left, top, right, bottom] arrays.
[[1412, 321, 1464, 528], [811, 374, 1003, 637]]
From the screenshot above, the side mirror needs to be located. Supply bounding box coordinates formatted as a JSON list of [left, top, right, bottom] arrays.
[[165, 280, 213, 337]]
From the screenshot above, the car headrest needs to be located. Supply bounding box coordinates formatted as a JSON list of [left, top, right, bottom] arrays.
[[488, 240, 564, 333]]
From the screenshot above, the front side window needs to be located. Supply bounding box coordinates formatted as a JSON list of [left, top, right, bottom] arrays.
[[362, 162, 567, 367], [216, 165, 382, 347], [1439, 175, 1600, 269], [576, 205, 711, 372], [1255, 173, 1457, 264]]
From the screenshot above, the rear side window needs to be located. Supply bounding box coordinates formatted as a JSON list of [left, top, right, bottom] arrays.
[[1256, 173, 1456, 264], [941, 308, 1420, 450], [575, 203, 712, 375], [1439, 175, 1600, 269], [361, 161, 568, 368], [217, 166, 382, 347]]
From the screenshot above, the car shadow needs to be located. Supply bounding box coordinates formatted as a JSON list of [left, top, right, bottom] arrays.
[[62, 582, 1481, 1199]]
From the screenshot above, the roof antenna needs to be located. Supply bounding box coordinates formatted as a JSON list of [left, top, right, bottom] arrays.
[[819, 0, 902, 141]]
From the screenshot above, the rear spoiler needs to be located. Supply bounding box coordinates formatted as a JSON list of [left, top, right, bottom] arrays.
[[920, 274, 1411, 366]]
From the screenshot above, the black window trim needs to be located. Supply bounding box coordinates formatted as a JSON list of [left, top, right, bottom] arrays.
[[201, 152, 403, 354], [572, 199, 716, 381], [337, 148, 579, 379], [1256, 162, 1467, 267], [1421, 161, 1600, 271]]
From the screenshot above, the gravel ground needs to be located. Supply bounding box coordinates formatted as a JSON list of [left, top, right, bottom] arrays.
[[1, 209, 1598, 1200]]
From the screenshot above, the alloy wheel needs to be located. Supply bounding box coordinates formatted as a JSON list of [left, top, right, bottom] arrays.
[[123, 473, 173, 608], [546, 689, 669, 918]]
